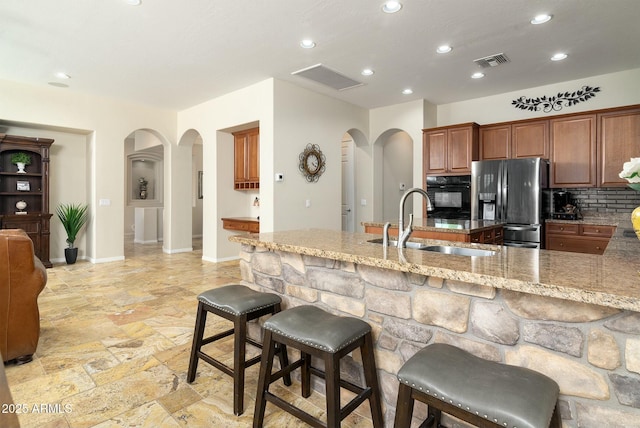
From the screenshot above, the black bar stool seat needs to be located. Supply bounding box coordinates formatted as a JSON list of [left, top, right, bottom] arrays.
[[253, 305, 384, 428], [187, 284, 290, 416], [394, 343, 561, 428]]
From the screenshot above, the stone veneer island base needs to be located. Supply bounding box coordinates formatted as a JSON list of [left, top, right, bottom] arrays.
[[231, 230, 640, 428]]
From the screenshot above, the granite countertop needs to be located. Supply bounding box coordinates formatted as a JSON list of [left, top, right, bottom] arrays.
[[362, 218, 503, 235], [229, 225, 640, 312]]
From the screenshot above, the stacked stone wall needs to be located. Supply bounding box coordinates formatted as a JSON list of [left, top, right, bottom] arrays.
[[240, 245, 640, 428]]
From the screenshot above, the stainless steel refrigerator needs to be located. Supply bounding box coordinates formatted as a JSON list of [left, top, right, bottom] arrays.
[[471, 158, 549, 248]]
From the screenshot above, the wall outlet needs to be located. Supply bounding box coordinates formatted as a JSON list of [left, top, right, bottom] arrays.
[[361, 199, 367, 206], [305, 199, 311, 208], [399, 182, 406, 191]]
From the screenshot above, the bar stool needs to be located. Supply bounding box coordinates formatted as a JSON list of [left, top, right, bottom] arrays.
[[394, 343, 561, 428], [253, 305, 384, 428], [187, 284, 291, 416]]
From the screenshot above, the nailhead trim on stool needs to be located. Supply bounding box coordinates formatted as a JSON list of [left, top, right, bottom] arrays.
[[187, 284, 291, 416], [393, 343, 561, 428], [252, 305, 384, 428]]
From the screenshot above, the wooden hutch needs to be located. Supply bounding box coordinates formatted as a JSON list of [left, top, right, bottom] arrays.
[[0, 134, 54, 267]]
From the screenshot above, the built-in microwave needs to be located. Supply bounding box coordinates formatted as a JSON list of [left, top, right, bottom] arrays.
[[426, 175, 471, 219]]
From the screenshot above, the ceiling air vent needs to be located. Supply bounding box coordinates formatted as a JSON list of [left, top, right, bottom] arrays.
[[291, 64, 363, 91], [473, 53, 510, 68]]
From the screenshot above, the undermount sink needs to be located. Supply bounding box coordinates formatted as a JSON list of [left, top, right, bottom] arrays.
[[367, 238, 428, 250], [368, 238, 496, 257], [421, 245, 496, 257]]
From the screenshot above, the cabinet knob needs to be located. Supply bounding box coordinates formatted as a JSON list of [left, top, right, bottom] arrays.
[[559, 243, 564, 246], [560, 227, 564, 231], [596, 246, 601, 250], [596, 229, 600, 233]]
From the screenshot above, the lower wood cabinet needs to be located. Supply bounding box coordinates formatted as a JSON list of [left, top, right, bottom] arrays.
[[221, 217, 259, 233], [545, 222, 614, 255], [364, 225, 503, 244]]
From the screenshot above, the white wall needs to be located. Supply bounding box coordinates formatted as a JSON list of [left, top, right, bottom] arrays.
[[177, 79, 275, 261], [272, 80, 370, 232], [383, 131, 413, 221], [438, 68, 640, 126], [0, 79, 177, 262]]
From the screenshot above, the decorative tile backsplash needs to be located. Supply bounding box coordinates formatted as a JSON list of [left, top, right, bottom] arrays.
[[565, 187, 640, 213]]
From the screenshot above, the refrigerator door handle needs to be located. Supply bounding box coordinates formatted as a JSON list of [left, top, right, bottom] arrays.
[[504, 225, 539, 232], [496, 161, 503, 221], [502, 161, 508, 221]]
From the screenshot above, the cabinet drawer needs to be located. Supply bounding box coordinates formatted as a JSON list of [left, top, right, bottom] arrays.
[[581, 224, 614, 238], [469, 231, 483, 243], [222, 218, 259, 233], [546, 223, 579, 235], [546, 237, 609, 255], [494, 227, 503, 239]]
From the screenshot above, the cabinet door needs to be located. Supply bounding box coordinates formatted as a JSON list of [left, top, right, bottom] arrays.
[[512, 120, 549, 159], [550, 115, 597, 188], [479, 125, 510, 160], [246, 129, 260, 182], [234, 135, 247, 183], [598, 108, 640, 187], [423, 130, 447, 174], [448, 127, 475, 173]]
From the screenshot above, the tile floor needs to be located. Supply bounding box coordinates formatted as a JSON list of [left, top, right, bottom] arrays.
[[4, 239, 376, 428]]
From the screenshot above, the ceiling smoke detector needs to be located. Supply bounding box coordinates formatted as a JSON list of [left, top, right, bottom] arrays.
[[473, 53, 510, 68]]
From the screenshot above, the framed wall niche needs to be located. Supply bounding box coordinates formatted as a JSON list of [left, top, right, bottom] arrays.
[[127, 151, 163, 207]]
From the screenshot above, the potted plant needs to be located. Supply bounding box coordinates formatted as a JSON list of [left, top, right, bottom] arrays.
[[55, 203, 88, 264], [10, 152, 31, 173]]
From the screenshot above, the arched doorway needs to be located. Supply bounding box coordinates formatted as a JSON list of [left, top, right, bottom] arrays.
[[123, 129, 167, 256], [341, 129, 368, 232]]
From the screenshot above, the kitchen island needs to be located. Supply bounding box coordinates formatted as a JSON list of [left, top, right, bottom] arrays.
[[229, 227, 640, 427]]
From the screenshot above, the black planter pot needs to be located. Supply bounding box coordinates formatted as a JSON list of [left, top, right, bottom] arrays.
[[65, 247, 78, 264]]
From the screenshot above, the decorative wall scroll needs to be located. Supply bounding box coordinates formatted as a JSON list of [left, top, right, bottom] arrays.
[[512, 85, 600, 113]]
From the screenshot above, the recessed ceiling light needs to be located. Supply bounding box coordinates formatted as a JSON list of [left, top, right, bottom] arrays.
[[300, 39, 316, 49], [382, 1, 402, 13], [48, 82, 69, 88], [551, 53, 568, 61], [436, 45, 452, 54], [125, 0, 142, 5], [402, 88, 413, 95], [531, 14, 552, 24], [361, 68, 375, 76], [55, 72, 70, 79], [471, 72, 485, 79]]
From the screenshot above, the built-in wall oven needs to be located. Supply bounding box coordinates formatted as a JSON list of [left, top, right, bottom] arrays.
[[426, 175, 471, 220]]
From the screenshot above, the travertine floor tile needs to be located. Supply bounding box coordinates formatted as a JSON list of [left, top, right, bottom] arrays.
[[3, 238, 375, 427]]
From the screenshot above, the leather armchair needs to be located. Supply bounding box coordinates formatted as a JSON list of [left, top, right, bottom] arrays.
[[0, 229, 47, 364]]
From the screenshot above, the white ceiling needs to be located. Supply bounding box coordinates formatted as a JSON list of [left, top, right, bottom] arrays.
[[1, 0, 639, 111]]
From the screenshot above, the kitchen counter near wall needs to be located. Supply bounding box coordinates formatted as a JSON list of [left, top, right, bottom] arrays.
[[547, 211, 638, 252], [230, 229, 640, 426]]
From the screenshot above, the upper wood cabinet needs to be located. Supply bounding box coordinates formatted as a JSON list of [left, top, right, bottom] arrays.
[[423, 123, 479, 175], [549, 114, 597, 188], [597, 107, 640, 187], [233, 127, 259, 190], [479, 120, 549, 160], [512, 120, 549, 159]]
